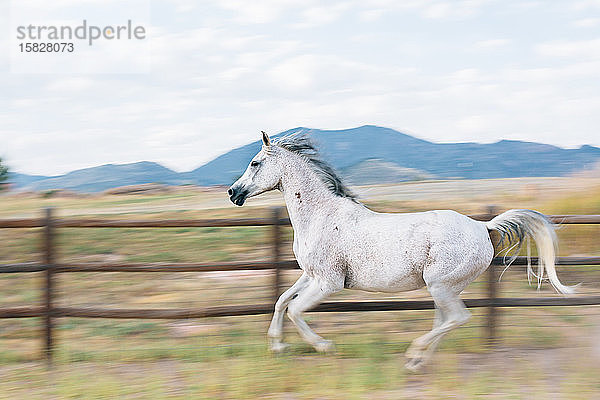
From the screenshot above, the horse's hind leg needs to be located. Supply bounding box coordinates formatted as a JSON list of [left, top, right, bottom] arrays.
[[405, 284, 470, 371], [267, 272, 310, 352], [405, 308, 447, 370], [287, 279, 341, 352]]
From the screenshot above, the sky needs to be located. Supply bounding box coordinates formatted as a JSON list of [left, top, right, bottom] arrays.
[[1, 0, 600, 176]]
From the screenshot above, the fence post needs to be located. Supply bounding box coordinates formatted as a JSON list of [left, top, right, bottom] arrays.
[[486, 205, 498, 346], [43, 207, 55, 366], [271, 207, 283, 305]]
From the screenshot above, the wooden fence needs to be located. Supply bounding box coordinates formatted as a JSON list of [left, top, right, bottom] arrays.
[[1, 207, 600, 365]]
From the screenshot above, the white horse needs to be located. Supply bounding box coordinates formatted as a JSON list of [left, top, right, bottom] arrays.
[[228, 132, 574, 371]]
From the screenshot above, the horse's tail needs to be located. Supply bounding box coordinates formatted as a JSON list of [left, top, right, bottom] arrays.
[[485, 209, 575, 294]]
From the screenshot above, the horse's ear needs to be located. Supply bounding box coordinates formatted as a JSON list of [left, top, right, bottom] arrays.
[[261, 131, 271, 147]]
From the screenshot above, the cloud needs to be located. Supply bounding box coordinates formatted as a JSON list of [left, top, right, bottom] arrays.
[[359, 8, 385, 22], [216, 0, 305, 24], [45, 77, 94, 92], [573, 0, 600, 10], [536, 39, 600, 59], [423, 2, 452, 19], [456, 115, 489, 134], [422, 0, 490, 19], [473, 38, 510, 48], [268, 55, 320, 90], [572, 17, 600, 27], [293, 3, 351, 28]]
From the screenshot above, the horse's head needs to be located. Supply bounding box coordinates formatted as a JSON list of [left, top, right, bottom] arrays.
[[228, 131, 281, 206]]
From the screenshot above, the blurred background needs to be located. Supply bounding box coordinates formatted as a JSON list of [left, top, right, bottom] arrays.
[[1, 0, 600, 399], [1, 149, 599, 398]]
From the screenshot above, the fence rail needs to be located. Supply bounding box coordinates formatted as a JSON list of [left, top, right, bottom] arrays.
[[2, 214, 600, 229], [2, 256, 600, 274], [1, 207, 600, 365]]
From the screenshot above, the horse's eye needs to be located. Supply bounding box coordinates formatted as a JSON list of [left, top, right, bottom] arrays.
[[250, 161, 260, 167]]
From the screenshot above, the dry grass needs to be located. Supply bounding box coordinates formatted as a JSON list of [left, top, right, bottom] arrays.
[[1, 177, 599, 398]]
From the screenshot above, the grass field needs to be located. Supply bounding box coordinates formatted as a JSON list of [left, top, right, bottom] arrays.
[[1, 177, 599, 398]]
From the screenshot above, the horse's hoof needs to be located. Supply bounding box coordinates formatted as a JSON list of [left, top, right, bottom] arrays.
[[314, 340, 335, 353], [404, 357, 425, 373], [269, 342, 290, 354], [405, 350, 432, 373]]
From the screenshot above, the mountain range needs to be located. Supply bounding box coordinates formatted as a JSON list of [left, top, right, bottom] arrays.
[[9, 125, 600, 192]]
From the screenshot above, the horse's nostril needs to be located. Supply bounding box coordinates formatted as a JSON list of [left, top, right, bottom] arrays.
[[228, 188, 234, 196]]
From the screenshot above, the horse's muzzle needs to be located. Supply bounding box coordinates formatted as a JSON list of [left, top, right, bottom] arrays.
[[228, 187, 248, 206]]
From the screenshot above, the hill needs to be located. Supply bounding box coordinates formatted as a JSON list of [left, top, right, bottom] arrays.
[[16, 162, 187, 193], [186, 125, 600, 184], [11, 126, 600, 192], [9, 172, 49, 188], [341, 159, 434, 185]]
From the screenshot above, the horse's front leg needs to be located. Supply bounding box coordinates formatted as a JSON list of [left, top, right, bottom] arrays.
[[286, 278, 342, 353], [267, 272, 310, 353]]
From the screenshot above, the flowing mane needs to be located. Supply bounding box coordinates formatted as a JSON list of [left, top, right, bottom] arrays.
[[274, 133, 357, 201]]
